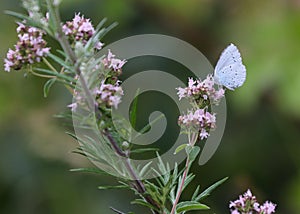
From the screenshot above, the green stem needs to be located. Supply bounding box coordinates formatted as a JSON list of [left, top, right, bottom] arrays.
[[46, 2, 160, 213], [43, 57, 58, 73], [30, 70, 55, 78]]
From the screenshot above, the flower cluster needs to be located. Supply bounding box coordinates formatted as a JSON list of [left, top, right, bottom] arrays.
[[178, 109, 216, 140], [95, 81, 124, 109], [62, 13, 103, 50], [177, 74, 225, 105], [102, 49, 127, 75], [4, 22, 50, 72], [230, 189, 276, 214], [68, 81, 123, 112], [177, 74, 224, 141]]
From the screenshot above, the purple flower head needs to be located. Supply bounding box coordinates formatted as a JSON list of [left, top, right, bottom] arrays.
[[96, 81, 124, 109], [257, 201, 276, 214], [178, 108, 216, 140], [68, 103, 78, 112], [176, 74, 225, 106], [229, 189, 276, 214], [102, 49, 127, 75], [4, 22, 50, 72], [62, 13, 103, 50]]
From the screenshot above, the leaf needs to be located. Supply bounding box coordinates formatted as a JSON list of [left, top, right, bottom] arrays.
[[174, 144, 188, 155], [34, 68, 75, 82], [99, 22, 118, 40], [191, 185, 200, 201], [133, 113, 164, 140], [185, 146, 200, 162], [130, 148, 159, 154], [48, 53, 73, 71], [70, 167, 108, 175], [95, 18, 108, 32], [195, 177, 229, 202], [131, 199, 158, 211], [129, 88, 140, 129], [98, 185, 129, 190], [43, 78, 56, 97], [139, 161, 153, 177], [5, 11, 41, 28], [176, 201, 210, 213]]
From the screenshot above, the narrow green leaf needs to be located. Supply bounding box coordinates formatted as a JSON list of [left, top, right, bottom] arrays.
[[174, 144, 188, 154], [195, 177, 229, 201], [176, 201, 209, 213], [192, 185, 200, 201], [34, 68, 75, 82], [99, 22, 118, 40], [130, 148, 159, 154], [98, 185, 129, 190], [130, 88, 140, 129], [95, 18, 108, 32], [70, 167, 108, 175], [5, 11, 40, 27], [133, 113, 164, 140], [131, 199, 158, 211], [48, 53, 73, 71], [182, 174, 195, 190], [4, 11, 52, 35], [43, 78, 56, 97], [5, 10, 29, 21], [139, 161, 153, 177]]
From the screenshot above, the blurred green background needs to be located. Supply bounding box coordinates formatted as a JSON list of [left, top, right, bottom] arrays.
[[1, 0, 300, 213]]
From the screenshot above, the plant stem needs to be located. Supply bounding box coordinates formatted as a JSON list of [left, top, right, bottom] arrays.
[[47, 2, 160, 213], [170, 157, 190, 214], [104, 129, 160, 214], [30, 70, 55, 78], [47, 0, 100, 119], [43, 57, 58, 73], [110, 207, 126, 214]]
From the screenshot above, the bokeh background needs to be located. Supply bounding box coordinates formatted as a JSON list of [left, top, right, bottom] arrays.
[[1, 0, 300, 213]]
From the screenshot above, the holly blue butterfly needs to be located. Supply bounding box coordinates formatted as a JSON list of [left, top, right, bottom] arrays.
[[214, 43, 246, 90]]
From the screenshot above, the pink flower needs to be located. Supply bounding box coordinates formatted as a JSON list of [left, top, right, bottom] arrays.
[[96, 81, 124, 109], [78, 21, 94, 33], [4, 22, 50, 72], [62, 13, 102, 50], [68, 103, 78, 112], [259, 201, 276, 214], [176, 74, 225, 105], [199, 129, 209, 140], [178, 108, 216, 140], [229, 189, 276, 214], [102, 49, 126, 75]]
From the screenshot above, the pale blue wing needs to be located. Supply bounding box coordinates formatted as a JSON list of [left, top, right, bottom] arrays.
[[215, 63, 246, 90], [215, 43, 242, 73]]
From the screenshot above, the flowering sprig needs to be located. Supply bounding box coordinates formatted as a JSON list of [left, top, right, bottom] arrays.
[[4, 22, 50, 72], [168, 74, 226, 214], [178, 108, 216, 140], [63, 13, 104, 50], [229, 189, 276, 214], [95, 81, 124, 109], [176, 74, 224, 146], [177, 75, 225, 106], [102, 49, 127, 76]]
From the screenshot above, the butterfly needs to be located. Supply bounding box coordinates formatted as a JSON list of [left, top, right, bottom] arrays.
[[214, 43, 246, 90]]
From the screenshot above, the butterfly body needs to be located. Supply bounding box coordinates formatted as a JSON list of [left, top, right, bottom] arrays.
[[214, 44, 246, 90]]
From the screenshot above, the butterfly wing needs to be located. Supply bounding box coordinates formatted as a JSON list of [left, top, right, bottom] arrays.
[[214, 43, 246, 90], [215, 44, 242, 72], [215, 63, 246, 90]]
